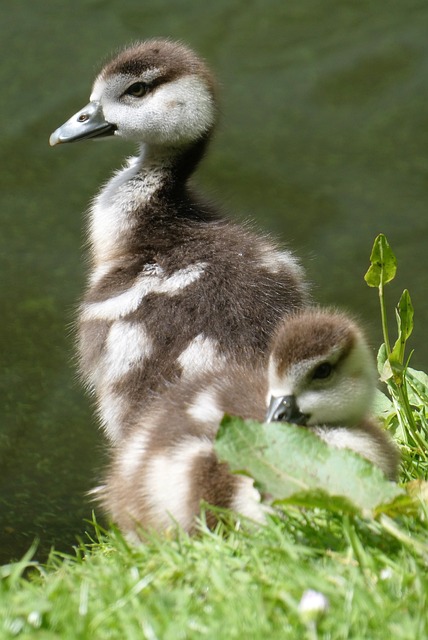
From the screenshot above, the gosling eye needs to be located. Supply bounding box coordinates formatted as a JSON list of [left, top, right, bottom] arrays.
[[124, 82, 149, 98], [312, 362, 333, 380]]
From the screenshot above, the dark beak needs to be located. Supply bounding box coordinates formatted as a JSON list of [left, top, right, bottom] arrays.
[[49, 101, 117, 146], [265, 395, 308, 426]]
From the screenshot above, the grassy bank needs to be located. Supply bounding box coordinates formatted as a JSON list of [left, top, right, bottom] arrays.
[[1, 503, 427, 639]]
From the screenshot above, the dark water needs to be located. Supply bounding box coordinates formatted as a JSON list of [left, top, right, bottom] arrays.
[[1, 0, 427, 563]]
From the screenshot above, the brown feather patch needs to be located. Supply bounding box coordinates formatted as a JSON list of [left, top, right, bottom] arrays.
[[271, 309, 358, 377], [100, 39, 217, 96]]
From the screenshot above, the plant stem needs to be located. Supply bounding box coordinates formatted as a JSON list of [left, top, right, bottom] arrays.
[[379, 275, 427, 458], [397, 384, 428, 458], [379, 281, 391, 354]]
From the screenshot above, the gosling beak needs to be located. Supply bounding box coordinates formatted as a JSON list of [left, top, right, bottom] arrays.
[[49, 101, 117, 146], [265, 395, 308, 426]]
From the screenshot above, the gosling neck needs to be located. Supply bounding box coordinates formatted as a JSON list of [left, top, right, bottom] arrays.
[[137, 133, 211, 183], [88, 134, 212, 269]]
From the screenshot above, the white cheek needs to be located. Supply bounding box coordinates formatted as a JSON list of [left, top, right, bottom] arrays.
[[105, 75, 215, 144], [155, 75, 215, 143], [344, 379, 375, 422], [300, 388, 344, 425], [301, 379, 373, 426]]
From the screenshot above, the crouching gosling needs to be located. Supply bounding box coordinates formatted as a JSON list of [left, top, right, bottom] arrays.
[[95, 308, 399, 538]]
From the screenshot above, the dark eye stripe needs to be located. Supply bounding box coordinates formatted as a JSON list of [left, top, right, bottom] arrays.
[[124, 82, 149, 97], [311, 362, 333, 380]]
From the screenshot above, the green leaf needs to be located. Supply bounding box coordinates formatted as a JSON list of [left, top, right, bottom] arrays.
[[397, 289, 414, 341], [377, 343, 388, 376], [372, 389, 394, 417], [407, 367, 428, 390], [276, 489, 359, 514], [391, 289, 414, 365], [406, 367, 428, 408], [216, 416, 403, 514], [364, 234, 397, 288], [379, 358, 394, 383]]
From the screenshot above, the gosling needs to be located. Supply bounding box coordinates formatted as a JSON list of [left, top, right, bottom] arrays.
[[50, 39, 308, 444], [96, 308, 399, 537]]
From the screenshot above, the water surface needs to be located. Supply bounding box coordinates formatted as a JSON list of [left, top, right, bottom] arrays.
[[1, 0, 427, 563]]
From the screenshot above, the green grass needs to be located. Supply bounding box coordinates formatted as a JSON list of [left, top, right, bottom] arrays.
[[1, 504, 427, 639], [2, 235, 427, 640]]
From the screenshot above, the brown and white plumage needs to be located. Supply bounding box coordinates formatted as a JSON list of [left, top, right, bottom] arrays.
[[50, 39, 308, 444], [97, 308, 399, 539]]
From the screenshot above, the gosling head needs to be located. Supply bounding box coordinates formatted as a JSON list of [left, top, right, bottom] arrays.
[[265, 309, 377, 428], [50, 39, 217, 148]]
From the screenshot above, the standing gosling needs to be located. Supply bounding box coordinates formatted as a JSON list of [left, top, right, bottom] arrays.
[[96, 308, 399, 538], [50, 39, 308, 445]]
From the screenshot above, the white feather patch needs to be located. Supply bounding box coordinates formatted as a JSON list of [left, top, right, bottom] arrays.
[[231, 475, 267, 523], [104, 321, 153, 380], [266, 356, 293, 405], [144, 438, 213, 530], [186, 388, 224, 425], [118, 430, 150, 480], [258, 248, 301, 275], [313, 426, 385, 469], [97, 390, 126, 443], [90, 157, 150, 264], [82, 263, 207, 321], [178, 334, 225, 377], [89, 263, 116, 287]]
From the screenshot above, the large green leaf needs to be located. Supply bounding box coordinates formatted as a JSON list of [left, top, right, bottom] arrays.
[[216, 416, 403, 514]]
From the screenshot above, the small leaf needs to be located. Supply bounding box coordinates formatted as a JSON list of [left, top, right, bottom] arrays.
[[407, 367, 428, 390], [397, 289, 414, 341], [216, 416, 403, 513], [364, 234, 397, 288], [379, 358, 394, 383], [377, 343, 388, 377], [391, 289, 414, 366], [406, 367, 428, 406], [372, 389, 394, 417]]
